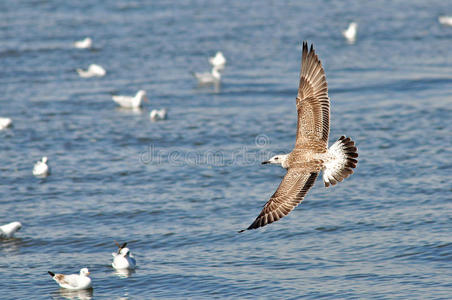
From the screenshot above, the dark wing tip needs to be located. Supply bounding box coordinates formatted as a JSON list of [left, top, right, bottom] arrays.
[[48, 271, 55, 277], [302, 41, 308, 55], [114, 241, 127, 253]]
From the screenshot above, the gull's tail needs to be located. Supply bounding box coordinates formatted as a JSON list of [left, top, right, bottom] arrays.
[[323, 136, 358, 187]]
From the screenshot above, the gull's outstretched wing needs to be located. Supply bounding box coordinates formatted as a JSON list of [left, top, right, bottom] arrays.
[[295, 42, 330, 148], [241, 170, 318, 231]]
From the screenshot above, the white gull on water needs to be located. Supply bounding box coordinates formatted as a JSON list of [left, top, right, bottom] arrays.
[[33, 156, 50, 177], [76, 64, 106, 78], [342, 22, 357, 43], [209, 51, 226, 70], [240, 42, 358, 231], [0, 117, 12, 130], [193, 67, 221, 85], [438, 16, 452, 26], [112, 242, 136, 270], [112, 90, 148, 109], [150, 108, 167, 121], [48, 268, 92, 290], [74, 37, 92, 49], [0, 221, 22, 238]]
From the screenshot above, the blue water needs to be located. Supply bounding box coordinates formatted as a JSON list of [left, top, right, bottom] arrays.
[[1, 1, 451, 299]]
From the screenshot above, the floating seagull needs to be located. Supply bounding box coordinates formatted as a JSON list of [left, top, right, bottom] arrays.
[[33, 156, 50, 177], [342, 22, 358, 43], [193, 67, 221, 85], [74, 37, 92, 49], [112, 90, 148, 109], [438, 16, 452, 26], [0, 117, 12, 130], [209, 51, 226, 70], [150, 108, 167, 121], [112, 242, 136, 270], [76, 64, 106, 78], [0, 221, 22, 238], [48, 268, 92, 290], [240, 42, 358, 232]]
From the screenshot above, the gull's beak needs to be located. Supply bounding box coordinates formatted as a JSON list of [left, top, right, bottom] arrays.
[[261, 161, 270, 165], [86, 272, 90, 275], [143, 96, 149, 102]]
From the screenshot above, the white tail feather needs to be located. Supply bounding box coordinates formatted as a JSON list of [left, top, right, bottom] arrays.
[[323, 136, 358, 187]]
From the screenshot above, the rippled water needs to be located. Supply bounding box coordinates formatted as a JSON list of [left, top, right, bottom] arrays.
[[1, 0, 451, 299]]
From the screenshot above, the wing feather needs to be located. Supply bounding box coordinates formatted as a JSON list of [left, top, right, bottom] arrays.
[[295, 42, 330, 147], [242, 170, 318, 231]]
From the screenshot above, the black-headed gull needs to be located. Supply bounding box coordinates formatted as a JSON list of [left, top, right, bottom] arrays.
[[33, 156, 50, 177], [0, 221, 22, 238], [0, 117, 12, 130], [112, 90, 148, 109], [74, 37, 92, 49], [76, 64, 106, 78], [48, 268, 92, 290], [150, 108, 167, 121], [342, 22, 357, 43], [209, 51, 226, 70], [112, 242, 136, 270]]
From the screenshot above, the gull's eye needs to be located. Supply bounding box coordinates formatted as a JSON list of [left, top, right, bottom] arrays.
[[275, 157, 279, 160]]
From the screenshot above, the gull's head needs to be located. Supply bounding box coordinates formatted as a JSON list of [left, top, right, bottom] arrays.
[[80, 268, 90, 276], [11, 221, 22, 231], [41, 156, 48, 164], [119, 247, 130, 256], [262, 154, 289, 168], [136, 90, 148, 102], [349, 22, 358, 29]]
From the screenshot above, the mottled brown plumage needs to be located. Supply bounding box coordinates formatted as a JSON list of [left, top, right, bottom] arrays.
[[242, 42, 358, 231]]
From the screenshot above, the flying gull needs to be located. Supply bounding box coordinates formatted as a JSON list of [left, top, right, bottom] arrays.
[[240, 42, 358, 231]]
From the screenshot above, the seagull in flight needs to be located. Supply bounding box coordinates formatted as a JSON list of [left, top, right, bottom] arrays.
[[240, 42, 358, 232]]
